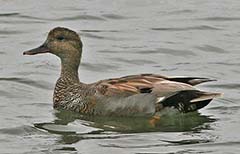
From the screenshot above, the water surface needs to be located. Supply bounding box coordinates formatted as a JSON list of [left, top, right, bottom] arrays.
[[0, 0, 240, 153]]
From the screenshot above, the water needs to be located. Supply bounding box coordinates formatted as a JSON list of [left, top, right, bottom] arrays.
[[0, 0, 240, 153]]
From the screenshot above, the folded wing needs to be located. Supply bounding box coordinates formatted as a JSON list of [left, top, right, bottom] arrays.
[[94, 73, 221, 113]]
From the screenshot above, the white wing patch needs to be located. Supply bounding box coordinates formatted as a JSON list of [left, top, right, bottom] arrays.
[[156, 96, 165, 103]]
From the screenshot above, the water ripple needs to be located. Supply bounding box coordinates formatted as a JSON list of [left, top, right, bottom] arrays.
[[1, 20, 46, 24], [0, 13, 46, 23], [81, 62, 119, 72], [208, 106, 240, 111], [55, 15, 105, 21], [205, 83, 240, 90], [112, 57, 157, 65], [136, 48, 196, 56], [195, 45, 227, 53], [208, 62, 240, 66], [0, 30, 24, 35], [97, 50, 122, 53], [81, 33, 133, 41], [81, 29, 119, 33], [81, 33, 105, 39], [167, 9, 196, 15], [54, 146, 77, 152], [99, 143, 165, 148], [152, 25, 221, 31], [199, 17, 240, 21], [34, 121, 103, 135], [0, 125, 43, 135], [0, 77, 52, 90], [17, 14, 48, 20], [102, 14, 127, 20], [0, 12, 20, 17], [161, 139, 211, 145], [4, 14, 105, 22]]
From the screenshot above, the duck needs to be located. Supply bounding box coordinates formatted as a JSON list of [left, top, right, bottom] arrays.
[[23, 27, 221, 120]]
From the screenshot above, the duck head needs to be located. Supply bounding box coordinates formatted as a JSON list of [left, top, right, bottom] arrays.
[[23, 27, 83, 63]]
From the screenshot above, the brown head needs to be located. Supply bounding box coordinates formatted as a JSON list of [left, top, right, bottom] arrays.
[[23, 27, 83, 68]]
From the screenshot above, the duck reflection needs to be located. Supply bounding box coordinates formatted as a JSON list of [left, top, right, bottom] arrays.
[[36, 109, 215, 132], [34, 110, 215, 146]]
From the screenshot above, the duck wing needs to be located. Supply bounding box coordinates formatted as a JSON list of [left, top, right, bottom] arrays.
[[94, 74, 221, 114], [95, 73, 216, 96], [95, 74, 165, 96], [115, 73, 215, 86]]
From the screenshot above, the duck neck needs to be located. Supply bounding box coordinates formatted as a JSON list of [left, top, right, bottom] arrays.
[[60, 57, 80, 84], [53, 56, 81, 107]]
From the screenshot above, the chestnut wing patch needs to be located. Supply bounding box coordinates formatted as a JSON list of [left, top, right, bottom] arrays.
[[96, 74, 166, 96]]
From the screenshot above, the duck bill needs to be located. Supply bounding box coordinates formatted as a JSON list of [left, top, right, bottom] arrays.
[[23, 44, 50, 55]]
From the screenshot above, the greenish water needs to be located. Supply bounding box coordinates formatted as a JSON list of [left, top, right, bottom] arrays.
[[0, 0, 240, 153]]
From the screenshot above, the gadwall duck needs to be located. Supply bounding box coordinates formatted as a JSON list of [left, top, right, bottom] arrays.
[[23, 27, 221, 119]]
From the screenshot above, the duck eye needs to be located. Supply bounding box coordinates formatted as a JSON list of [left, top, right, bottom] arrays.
[[57, 36, 65, 41]]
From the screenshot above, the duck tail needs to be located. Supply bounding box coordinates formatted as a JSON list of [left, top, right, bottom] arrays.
[[167, 77, 217, 86], [157, 90, 222, 113]]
